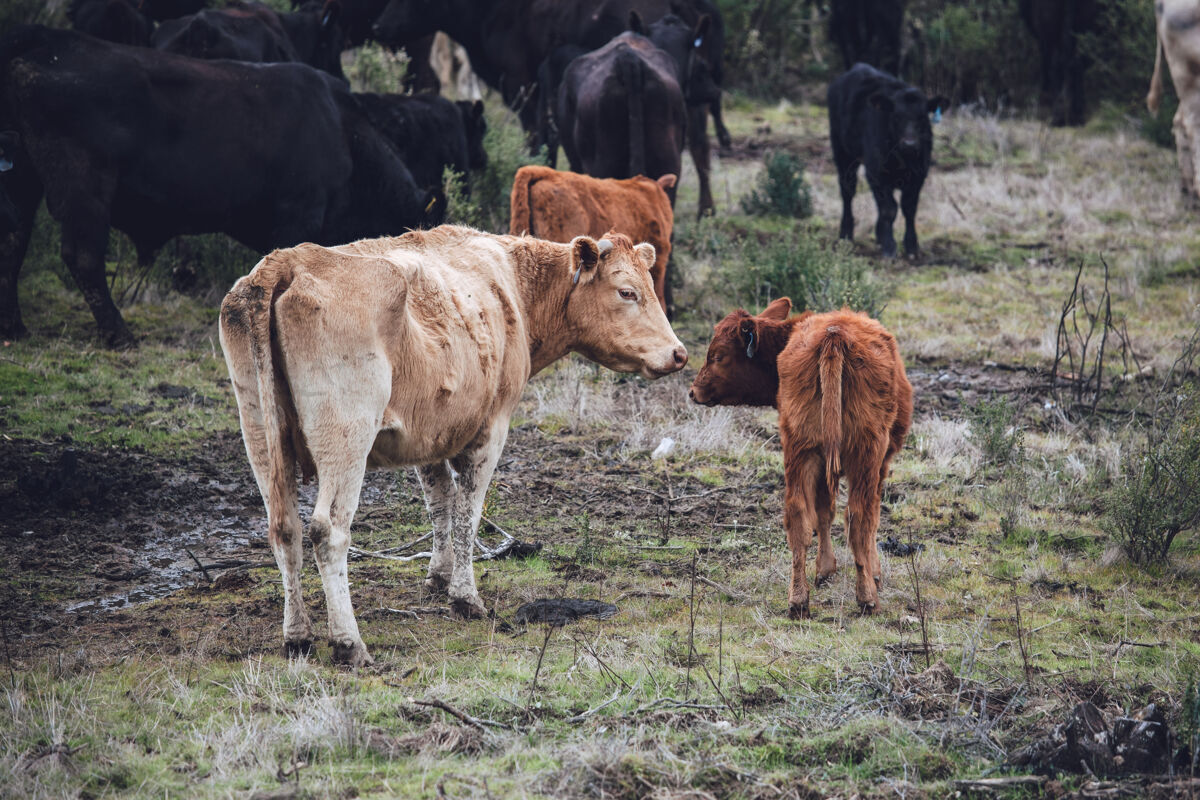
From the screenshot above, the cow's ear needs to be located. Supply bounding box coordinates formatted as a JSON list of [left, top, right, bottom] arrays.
[[926, 95, 949, 115], [869, 92, 895, 112], [739, 317, 758, 358], [628, 10, 645, 34], [760, 297, 792, 320], [320, 0, 342, 29], [634, 242, 655, 272], [570, 236, 600, 282], [656, 173, 677, 191]]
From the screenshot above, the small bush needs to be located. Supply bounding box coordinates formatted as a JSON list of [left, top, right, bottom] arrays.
[[444, 112, 544, 233], [728, 231, 891, 319], [344, 43, 409, 94], [965, 394, 1024, 470], [740, 151, 813, 218], [1103, 387, 1200, 564]]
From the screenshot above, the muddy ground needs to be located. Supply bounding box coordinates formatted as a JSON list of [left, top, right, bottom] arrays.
[[0, 359, 1041, 664]]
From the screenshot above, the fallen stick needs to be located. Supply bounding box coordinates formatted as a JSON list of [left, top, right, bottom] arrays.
[[410, 698, 508, 730], [567, 691, 622, 723]]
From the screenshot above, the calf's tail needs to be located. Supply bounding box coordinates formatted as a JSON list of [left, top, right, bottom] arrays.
[[818, 326, 847, 497], [508, 165, 548, 236]]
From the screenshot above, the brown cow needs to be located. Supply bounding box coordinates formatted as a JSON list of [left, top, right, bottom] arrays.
[[1147, 0, 1200, 204], [220, 226, 687, 667], [689, 299, 912, 617], [509, 165, 676, 313]]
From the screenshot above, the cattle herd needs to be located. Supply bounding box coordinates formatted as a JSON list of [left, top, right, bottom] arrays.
[[0, 0, 1190, 665]]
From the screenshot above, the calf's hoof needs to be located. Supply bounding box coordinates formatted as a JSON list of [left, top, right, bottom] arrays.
[[283, 639, 314, 658], [450, 595, 488, 620], [424, 574, 449, 594], [815, 571, 836, 588], [788, 601, 810, 620], [330, 639, 373, 668], [858, 600, 878, 616]]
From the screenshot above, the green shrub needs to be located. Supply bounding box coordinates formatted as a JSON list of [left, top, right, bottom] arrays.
[[740, 151, 813, 219], [444, 112, 544, 233], [727, 231, 891, 319], [965, 394, 1024, 470], [344, 42, 410, 94], [1103, 387, 1200, 564]]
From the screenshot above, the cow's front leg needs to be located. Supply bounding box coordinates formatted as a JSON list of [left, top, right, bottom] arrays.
[[415, 462, 455, 593], [868, 178, 899, 258], [446, 420, 510, 619], [900, 182, 923, 257]]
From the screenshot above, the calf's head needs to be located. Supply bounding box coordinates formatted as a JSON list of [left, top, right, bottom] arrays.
[[566, 234, 687, 379], [870, 86, 947, 157], [689, 297, 795, 407]]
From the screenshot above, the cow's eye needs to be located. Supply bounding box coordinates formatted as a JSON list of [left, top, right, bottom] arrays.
[[618, 288, 637, 301]]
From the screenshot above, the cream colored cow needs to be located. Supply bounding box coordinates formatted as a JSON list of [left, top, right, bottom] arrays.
[[1148, 0, 1200, 203], [219, 226, 686, 667]]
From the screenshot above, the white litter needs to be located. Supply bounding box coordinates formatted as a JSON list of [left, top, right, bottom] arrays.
[[651, 437, 676, 459]]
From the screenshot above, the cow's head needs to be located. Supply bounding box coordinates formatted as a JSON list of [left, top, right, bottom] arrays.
[[869, 85, 948, 158], [372, 0, 449, 45], [457, 100, 487, 172], [689, 298, 796, 407], [644, 12, 721, 107], [566, 234, 686, 379]]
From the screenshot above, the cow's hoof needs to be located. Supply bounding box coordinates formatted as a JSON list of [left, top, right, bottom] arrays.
[[815, 571, 836, 588], [858, 600, 878, 616], [283, 639, 314, 658], [788, 602, 810, 620], [330, 640, 373, 668], [424, 574, 449, 594], [449, 596, 487, 620]]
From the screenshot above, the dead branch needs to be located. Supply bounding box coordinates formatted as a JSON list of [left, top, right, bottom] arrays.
[[566, 691, 622, 723], [409, 698, 507, 730]]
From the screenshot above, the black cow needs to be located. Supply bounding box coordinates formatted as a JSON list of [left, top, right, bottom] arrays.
[[1019, 0, 1099, 126], [355, 94, 487, 188], [829, 0, 905, 76], [68, 0, 154, 46], [557, 32, 685, 204], [153, 1, 347, 79], [0, 26, 442, 346], [371, 0, 730, 214], [828, 63, 945, 259]]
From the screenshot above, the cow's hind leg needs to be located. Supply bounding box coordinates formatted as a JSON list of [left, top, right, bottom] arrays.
[[846, 437, 888, 614], [688, 104, 714, 218], [835, 158, 858, 241], [446, 419, 510, 619], [814, 472, 837, 587], [416, 461, 455, 593], [783, 439, 822, 620]]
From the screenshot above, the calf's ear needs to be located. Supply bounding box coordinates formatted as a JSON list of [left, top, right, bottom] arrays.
[[760, 297, 792, 320], [926, 95, 949, 115], [634, 242, 656, 272], [740, 317, 758, 358], [869, 92, 895, 113], [570, 236, 601, 283], [693, 15, 711, 51], [628, 10, 646, 34], [320, 0, 342, 29], [656, 173, 677, 191]]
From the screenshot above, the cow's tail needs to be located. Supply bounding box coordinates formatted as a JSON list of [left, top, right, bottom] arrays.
[[1147, 26, 1164, 113], [509, 164, 551, 236], [818, 325, 847, 497], [220, 256, 305, 523], [622, 52, 646, 177]]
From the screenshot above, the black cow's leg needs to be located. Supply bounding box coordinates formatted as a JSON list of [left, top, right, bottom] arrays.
[[869, 178, 898, 258], [836, 162, 858, 241], [60, 217, 133, 347], [688, 104, 714, 218], [0, 177, 42, 340], [711, 97, 732, 152], [900, 184, 922, 257]]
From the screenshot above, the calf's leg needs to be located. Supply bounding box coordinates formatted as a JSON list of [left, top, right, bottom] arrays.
[[868, 177, 899, 258], [783, 443, 822, 619], [846, 439, 888, 613], [446, 419, 510, 619], [687, 104, 714, 218], [59, 214, 133, 347], [416, 461, 455, 592], [836, 160, 858, 240], [900, 183, 923, 257], [0, 175, 41, 340], [814, 474, 837, 587]]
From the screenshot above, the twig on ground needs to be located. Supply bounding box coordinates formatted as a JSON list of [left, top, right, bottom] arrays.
[[566, 691, 622, 723], [632, 698, 726, 715], [407, 698, 507, 730], [184, 547, 212, 582], [696, 575, 749, 601], [527, 624, 554, 712]]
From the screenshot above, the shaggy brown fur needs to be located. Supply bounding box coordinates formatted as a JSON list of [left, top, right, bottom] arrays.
[[690, 299, 912, 617]]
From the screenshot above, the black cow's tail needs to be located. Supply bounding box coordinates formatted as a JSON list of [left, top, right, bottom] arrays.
[[621, 52, 646, 177]]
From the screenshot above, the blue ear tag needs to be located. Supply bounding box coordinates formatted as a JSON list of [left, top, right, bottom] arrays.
[[694, 37, 702, 48], [572, 265, 582, 285], [932, 107, 942, 124], [0, 157, 11, 172]]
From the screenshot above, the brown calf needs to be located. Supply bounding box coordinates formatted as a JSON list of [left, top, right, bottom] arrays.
[[509, 165, 676, 313], [690, 299, 912, 617]]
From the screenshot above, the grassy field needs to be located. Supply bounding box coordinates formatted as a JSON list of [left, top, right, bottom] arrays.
[[1, 93, 1199, 800]]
